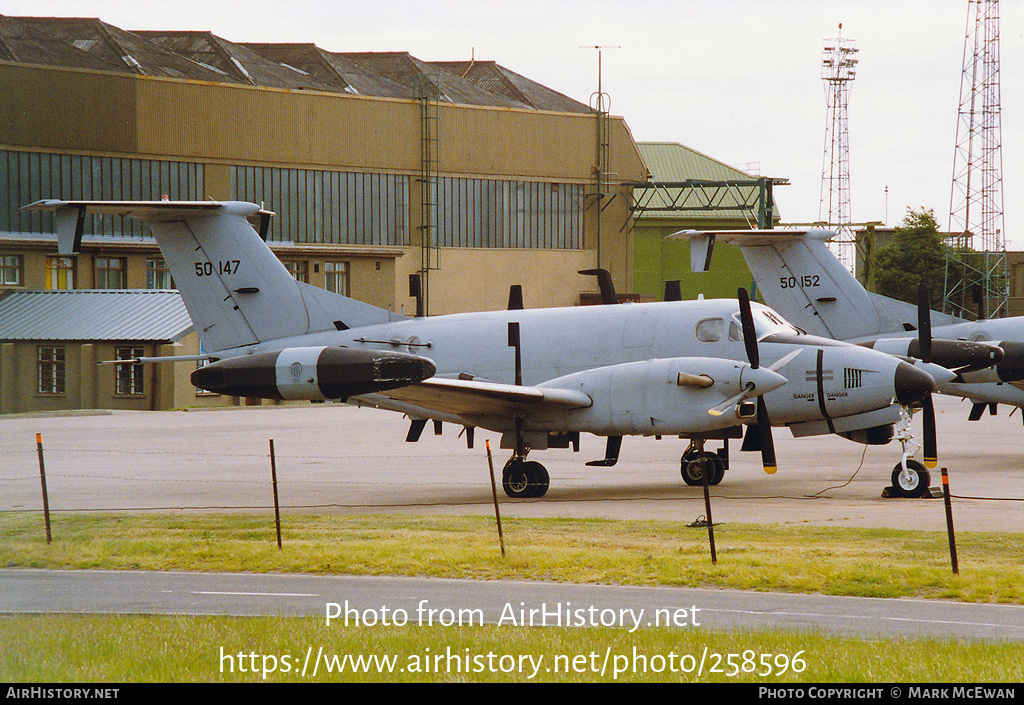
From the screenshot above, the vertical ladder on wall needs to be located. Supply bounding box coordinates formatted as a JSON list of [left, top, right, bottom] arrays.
[[418, 78, 440, 317]]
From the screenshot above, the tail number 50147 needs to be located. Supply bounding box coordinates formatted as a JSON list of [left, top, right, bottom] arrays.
[[195, 260, 240, 277]]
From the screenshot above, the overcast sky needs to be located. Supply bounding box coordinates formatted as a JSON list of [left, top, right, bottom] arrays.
[[6, 0, 1023, 246]]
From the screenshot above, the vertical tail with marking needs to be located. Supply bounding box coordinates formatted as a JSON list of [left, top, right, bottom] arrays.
[[24, 200, 403, 352]]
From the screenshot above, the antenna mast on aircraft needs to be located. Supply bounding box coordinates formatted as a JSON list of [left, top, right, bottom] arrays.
[[819, 23, 858, 272]]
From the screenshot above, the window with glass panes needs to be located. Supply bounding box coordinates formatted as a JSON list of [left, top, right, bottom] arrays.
[[146, 259, 172, 289], [325, 261, 349, 295], [115, 347, 145, 395], [45, 257, 75, 290], [37, 346, 65, 394], [284, 260, 308, 283], [1, 255, 22, 286], [95, 257, 126, 289]]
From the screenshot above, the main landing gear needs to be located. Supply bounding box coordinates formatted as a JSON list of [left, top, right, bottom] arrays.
[[680, 441, 727, 486], [502, 457, 550, 498]]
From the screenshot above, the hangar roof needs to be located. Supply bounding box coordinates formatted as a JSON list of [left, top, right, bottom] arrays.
[[0, 290, 193, 342], [10, 16, 236, 82], [341, 52, 528, 107], [0, 14, 122, 71], [638, 142, 756, 183], [243, 43, 417, 98], [431, 60, 592, 113], [0, 15, 592, 111], [135, 31, 339, 92]]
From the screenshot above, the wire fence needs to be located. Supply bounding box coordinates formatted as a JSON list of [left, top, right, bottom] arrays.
[[3, 432, 1021, 516]]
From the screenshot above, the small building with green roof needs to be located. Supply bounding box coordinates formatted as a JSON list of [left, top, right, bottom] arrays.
[[631, 142, 783, 302]]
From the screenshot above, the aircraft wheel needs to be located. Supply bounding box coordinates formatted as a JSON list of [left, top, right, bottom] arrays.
[[681, 453, 724, 486], [502, 459, 549, 498], [524, 461, 550, 498], [891, 460, 930, 498], [710, 456, 726, 485]]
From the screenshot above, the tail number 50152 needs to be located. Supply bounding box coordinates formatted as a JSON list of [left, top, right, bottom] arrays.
[[780, 275, 819, 289]]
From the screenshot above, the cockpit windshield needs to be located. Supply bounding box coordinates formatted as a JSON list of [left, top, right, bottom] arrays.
[[735, 306, 802, 340], [694, 305, 801, 344]]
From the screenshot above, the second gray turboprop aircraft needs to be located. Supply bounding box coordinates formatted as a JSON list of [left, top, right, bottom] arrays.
[[26, 199, 941, 498], [673, 226, 1024, 496]]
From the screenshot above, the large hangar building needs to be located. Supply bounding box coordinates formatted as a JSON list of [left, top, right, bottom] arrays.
[[0, 15, 647, 413], [0, 15, 765, 414]]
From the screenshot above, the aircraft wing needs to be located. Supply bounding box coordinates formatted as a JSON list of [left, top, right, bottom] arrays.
[[371, 376, 592, 419]]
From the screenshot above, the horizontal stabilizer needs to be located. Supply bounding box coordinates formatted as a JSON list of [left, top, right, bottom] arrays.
[[23, 200, 266, 255]]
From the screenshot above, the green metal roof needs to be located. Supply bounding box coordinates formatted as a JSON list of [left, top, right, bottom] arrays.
[[638, 142, 755, 182], [633, 142, 778, 225]]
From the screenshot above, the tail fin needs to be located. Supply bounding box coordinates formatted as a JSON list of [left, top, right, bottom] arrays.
[[24, 200, 402, 352], [669, 228, 943, 340]]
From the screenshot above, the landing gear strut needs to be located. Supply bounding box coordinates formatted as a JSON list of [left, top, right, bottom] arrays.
[[890, 406, 932, 498], [502, 416, 550, 498]]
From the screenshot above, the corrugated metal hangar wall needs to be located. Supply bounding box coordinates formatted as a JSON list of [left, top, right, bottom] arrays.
[[0, 32, 647, 316]]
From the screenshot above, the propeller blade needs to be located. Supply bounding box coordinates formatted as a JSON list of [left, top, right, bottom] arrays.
[[737, 287, 759, 369], [917, 283, 932, 364], [767, 349, 801, 372], [916, 283, 938, 469], [756, 397, 777, 474], [737, 287, 778, 473], [922, 394, 937, 469], [707, 387, 750, 416]]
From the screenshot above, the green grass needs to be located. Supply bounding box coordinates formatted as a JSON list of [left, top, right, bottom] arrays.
[[2, 512, 1023, 683], [3, 512, 1024, 602], [2, 616, 1023, 683]]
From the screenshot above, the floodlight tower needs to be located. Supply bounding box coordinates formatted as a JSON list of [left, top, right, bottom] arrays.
[[819, 24, 858, 270], [945, 0, 1007, 319]]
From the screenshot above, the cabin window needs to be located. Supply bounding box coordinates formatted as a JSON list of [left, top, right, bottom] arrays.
[[694, 317, 725, 343]]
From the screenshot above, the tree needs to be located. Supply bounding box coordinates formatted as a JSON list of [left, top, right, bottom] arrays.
[[870, 208, 947, 304]]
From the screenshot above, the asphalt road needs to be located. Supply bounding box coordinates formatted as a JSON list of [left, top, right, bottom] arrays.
[[3, 568, 1023, 642]]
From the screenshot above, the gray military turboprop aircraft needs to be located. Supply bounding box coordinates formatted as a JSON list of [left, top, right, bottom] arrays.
[[672, 227, 1024, 496], [26, 199, 942, 498]]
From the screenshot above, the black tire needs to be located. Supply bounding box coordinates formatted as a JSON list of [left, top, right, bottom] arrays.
[[523, 461, 549, 498], [891, 459, 931, 498], [709, 456, 726, 485], [502, 459, 550, 498], [502, 459, 532, 498], [681, 453, 723, 486]]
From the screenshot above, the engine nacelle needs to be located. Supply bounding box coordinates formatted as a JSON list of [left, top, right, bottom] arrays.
[[191, 346, 436, 400], [957, 340, 1024, 383], [534, 356, 785, 436], [866, 337, 1003, 372]]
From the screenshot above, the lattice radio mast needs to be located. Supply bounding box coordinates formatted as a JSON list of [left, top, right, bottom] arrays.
[[945, 0, 1007, 319], [819, 24, 858, 271]]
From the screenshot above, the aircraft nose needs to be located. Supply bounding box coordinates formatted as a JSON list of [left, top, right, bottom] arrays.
[[893, 360, 935, 405]]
